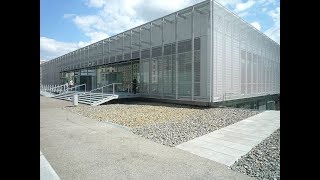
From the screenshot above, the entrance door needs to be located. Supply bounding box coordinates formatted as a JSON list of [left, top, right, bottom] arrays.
[[80, 76, 92, 91]]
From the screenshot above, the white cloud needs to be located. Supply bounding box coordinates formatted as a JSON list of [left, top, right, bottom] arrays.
[[264, 7, 280, 44], [235, 0, 255, 12], [73, 0, 205, 42], [40, 37, 90, 60], [72, 15, 109, 42], [251, 22, 261, 31], [262, 7, 267, 12], [268, 6, 280, 22]]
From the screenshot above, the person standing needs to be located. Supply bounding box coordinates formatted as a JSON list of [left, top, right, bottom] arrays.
[[132, 78, 137, 94], [69, 79, 74, 88]]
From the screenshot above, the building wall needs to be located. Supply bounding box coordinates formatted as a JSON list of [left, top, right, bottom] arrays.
[[41, 0, 280, 104], [211, 1, 280, 102], [40, 60, 46, 85]]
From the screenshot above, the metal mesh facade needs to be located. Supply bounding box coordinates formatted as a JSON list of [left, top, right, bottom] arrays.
[[41, 0, 279, 103], [212, 1, 280, 102]]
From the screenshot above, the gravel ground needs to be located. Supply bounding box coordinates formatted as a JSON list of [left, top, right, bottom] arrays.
[[132, 108, 259, 146], [64, 102, 259, 147], [64, 102, 202, 128], [231, 129, 280, 180]]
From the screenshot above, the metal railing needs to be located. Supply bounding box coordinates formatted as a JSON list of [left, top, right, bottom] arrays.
[[89, 83, 122, 103], [41, 84, 67, 94], [65, 84, 87, 93]]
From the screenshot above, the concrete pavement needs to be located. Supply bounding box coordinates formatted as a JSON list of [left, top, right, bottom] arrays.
[[176, 111, 280, 166], [40, 96, 254, 180]]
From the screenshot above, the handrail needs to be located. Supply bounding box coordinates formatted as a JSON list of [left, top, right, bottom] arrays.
[[89, 83, 122, 104], [65, 84, 87, 93], [90, 83, 122, 93], [44, 84, 66, 94], [90, 84, 113, 93], [43, 84, 64, 91]]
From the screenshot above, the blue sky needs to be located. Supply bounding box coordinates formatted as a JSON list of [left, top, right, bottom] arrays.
[[40, 0, 280, 60]]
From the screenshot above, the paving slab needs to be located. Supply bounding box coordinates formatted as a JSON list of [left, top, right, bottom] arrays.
[[176, 110, 280, 166]]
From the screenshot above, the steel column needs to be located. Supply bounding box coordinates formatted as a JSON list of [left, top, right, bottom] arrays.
[[161, 18, 164, 99], [209, 0, 213, 102], [149, 23, 152, 96], [191, 7, 194, 101], [175, 14, 178, 100]]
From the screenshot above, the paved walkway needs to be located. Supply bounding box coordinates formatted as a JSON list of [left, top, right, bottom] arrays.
[[176, 111, 280, 166], [40, 96, 253, 180]]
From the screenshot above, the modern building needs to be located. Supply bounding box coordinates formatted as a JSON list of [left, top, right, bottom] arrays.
[[40, 60, 46, 86], [40, 0, 280, 107]]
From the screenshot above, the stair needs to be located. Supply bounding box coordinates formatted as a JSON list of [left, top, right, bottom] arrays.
[[52, 91, 77, 101], [78, 92, 118, 106], [52, 91, 118, 106], [42, 83, 121, 106]]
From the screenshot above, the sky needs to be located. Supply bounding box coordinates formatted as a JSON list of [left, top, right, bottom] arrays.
[[40, 0, 280, 61]]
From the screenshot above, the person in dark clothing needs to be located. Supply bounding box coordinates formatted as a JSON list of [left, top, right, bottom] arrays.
[[132, 78, 137, 94]]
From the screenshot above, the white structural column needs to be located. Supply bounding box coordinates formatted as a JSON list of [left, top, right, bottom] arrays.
[[149, 23, 152, 96], [130, 31, 132, 59], [230, 19, 235, 98], [102, 40, 104, 65], [191, 7, 195, 101], [130, 30, 133, 83], [108, 39, 110, 64], [88, 46, 90, 67], [239, 24, 242, 97], [222, 10, 226, 100], [175, 13, 178, 100], [139, 27, 142, 93], [209, 0, 213, 102], [161, 18, 165, 99], [122, 33, 124, 62]]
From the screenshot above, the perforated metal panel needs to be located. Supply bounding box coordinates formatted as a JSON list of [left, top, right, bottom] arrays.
[[139, 59, 149, 94], [164, 44, 172, 55], [141, 49, 150, 59], [152, 46, 162, 58], [132, 51, 139, 59], [212, 1, 280, 102], [194, 49, 201, 96], [110, 56, 115, 63], [124, 53, 131, 60], [116, 55, 123, 61], [178, 39, 192, 53]]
